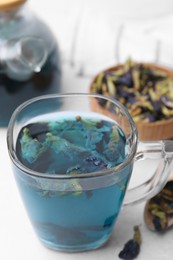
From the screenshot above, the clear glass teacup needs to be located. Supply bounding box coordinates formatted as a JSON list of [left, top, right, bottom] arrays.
[[7, 93, 173, 252]]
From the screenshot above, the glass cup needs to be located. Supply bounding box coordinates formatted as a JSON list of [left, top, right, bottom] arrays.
[[7, 93, 173, 252]]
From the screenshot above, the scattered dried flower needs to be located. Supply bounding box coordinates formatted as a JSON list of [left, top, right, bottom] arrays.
[[118, 225, 142, 260]]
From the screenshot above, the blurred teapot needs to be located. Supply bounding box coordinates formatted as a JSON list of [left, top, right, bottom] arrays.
[[0, 0, 61, 126], [0, 36, 48, 80]]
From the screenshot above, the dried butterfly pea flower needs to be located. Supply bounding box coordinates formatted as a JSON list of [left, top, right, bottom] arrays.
[[132, 69, 140, 90], [20, 127, 46, 163], [90, 59, 173, 123], [106, 77, 116, 96], [132, 115, 144, 123], [148, 88, 159, 101], [118, 225, 142, 260], [161, 96, 173, 109], [144, 181, 173, 232], [130, 107, 142, 117], [162, 106, 173, 117], [116, 72, 133, 87], [124, 58, 136, 72], [95, 72, 104, 87]]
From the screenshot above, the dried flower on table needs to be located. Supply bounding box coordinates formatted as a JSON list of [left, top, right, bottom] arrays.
[[118, 225, 142, 260]]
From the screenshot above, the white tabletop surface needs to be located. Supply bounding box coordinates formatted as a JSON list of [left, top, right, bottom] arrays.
[[1, 1, 173, 259]]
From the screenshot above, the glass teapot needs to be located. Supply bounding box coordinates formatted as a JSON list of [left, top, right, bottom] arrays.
[[0, 0, 61, 126]]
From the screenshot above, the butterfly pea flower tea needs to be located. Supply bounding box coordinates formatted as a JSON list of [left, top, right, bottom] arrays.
[[7, 94, 173, 252]]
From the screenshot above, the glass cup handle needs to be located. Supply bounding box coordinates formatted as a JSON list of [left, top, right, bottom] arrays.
[[123, 140, 173, 206]]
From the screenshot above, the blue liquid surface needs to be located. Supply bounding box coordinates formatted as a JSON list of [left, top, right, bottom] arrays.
[[15, 114, 131, 251]]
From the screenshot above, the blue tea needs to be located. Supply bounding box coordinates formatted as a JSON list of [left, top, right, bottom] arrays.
[[14, 112, 132, 251]]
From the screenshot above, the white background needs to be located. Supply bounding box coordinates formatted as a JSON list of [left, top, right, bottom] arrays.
[[27, 0, 173, 77], [0, 1, 173, 259]]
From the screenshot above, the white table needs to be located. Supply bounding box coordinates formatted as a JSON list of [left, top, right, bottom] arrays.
[[0, 1, 173, 259]]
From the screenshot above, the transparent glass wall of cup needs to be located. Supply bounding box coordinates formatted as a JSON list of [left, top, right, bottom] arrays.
[[7, 93, 173, 252]]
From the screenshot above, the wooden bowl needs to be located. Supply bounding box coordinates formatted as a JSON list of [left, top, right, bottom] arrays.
[[89, 63, 173, 141]]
